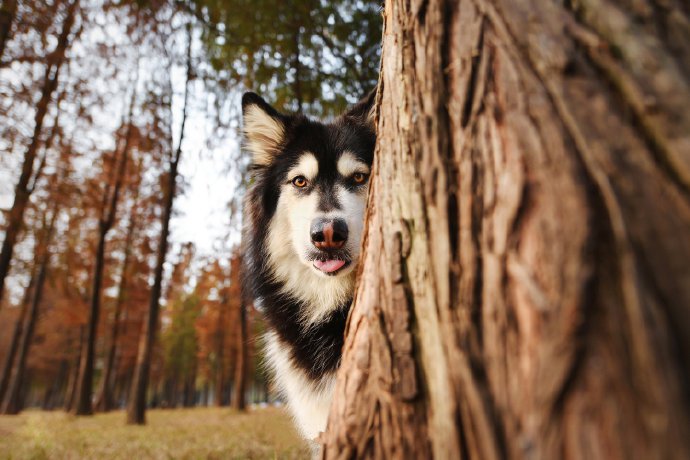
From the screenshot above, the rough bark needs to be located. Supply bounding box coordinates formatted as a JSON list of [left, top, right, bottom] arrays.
[[126, 26, 192, 425], [322, 0, 690, 458], [231, 301, 247, 411], [0, 0, 78, 308]]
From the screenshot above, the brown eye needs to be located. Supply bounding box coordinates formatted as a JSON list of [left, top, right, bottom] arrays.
[[292, 176, 308, 188], [353, 172, 367, 184]]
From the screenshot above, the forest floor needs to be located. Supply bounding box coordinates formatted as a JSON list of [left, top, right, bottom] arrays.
[[0, 406, 309, 459]]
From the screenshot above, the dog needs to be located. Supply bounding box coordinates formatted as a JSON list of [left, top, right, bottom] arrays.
[[241, 90, 376, 441]]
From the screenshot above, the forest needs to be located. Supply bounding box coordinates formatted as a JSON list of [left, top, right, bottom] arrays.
[[0, 0, 380, 420]]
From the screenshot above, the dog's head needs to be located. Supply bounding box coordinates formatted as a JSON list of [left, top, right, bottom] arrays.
[[243, 91, 376, 287]]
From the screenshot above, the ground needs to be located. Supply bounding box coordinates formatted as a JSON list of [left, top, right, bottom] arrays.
[[0, 406, 310, 459]]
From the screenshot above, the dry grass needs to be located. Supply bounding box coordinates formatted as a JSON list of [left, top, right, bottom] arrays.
[[0, 406, 310, 459]]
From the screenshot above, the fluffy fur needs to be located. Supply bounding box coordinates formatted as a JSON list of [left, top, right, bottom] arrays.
[[241, 91, 376, 440]]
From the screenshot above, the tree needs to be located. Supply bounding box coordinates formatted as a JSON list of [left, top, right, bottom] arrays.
[[94, 172, 142, 412], [228, 252, 247, 411], [127, 20, 193, 425], [189, 0, 381, 116], [0, 0, 79, 309], [0, 0, 17, 61], [73, 85, 137, 416], [2, 200, 59, 414], [321, 0, 690, 458]]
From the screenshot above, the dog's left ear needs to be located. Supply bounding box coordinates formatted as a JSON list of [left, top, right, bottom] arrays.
[[343, 87, 377, 130], [242, 92, 286, 167]]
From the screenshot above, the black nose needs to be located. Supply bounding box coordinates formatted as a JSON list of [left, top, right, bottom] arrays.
[[310, 218, 348, 250]]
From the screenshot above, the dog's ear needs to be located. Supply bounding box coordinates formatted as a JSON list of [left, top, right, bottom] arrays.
[[343, 87, 377, 130], [242, 92, 286, 167]]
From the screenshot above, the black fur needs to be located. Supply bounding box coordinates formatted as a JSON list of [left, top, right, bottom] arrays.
[[241, 92, 376, 381]]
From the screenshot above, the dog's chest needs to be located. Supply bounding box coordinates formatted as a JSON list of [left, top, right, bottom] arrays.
[[265, 332, 336, 440]]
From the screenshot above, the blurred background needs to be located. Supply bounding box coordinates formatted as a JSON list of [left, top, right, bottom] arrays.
[[0, 0, 380, 456]]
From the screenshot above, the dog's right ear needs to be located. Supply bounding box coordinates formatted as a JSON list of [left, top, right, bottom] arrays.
[[242, 92, 286, 167]]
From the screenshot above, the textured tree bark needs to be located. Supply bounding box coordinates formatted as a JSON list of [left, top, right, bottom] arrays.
[[321, 0, 690, 458]]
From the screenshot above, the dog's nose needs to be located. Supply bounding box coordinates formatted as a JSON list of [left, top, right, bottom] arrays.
[[310, 218, 348, 250]]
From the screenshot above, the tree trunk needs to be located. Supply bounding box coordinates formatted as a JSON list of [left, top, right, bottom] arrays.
[[2, 208, 57, 414], [64, 326, 83, 411], [95, 196, 138, 412], [126, 24, 192, 425], [231, 301, 247, 411], [0, 0, 78, 308], [214, 294, 226, 407], [321, 0, 690, 458], [74, 87, 134, 416], [0, 261, 37, 403], [0, 0, 17, 62]]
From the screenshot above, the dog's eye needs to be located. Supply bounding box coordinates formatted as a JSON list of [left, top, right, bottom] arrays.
[[292, 176, 308, 188], [352, 172, 368, 184]]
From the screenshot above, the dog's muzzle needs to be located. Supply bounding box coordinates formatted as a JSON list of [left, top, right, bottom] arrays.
[[309, 218, 350, 274], [310, 218, 348, 250]]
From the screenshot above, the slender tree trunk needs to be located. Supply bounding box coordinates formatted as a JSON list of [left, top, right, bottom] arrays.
[[231, 301, 247, 411], [292, 23, 302, 112], [73, 87, 135, 416], [0, 0, 17, 61], [127, 25, 192, 425], [95, 191, 139, 412], [2, 209, 57, 414], [214, 297, 226, 407], [0, 0, 78, 308], [322, 0, 690, 458], [45, 360, 69, 410], [183, 360, 197, 407], [64, 326, 84, 411], [0, 262, 38, 403]]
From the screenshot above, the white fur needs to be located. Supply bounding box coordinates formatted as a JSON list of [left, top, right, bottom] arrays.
[[336, 151, 370, 177], [243, 105, 285, 166], [288, 152, 319, 181], [265, 332, 336, 440]]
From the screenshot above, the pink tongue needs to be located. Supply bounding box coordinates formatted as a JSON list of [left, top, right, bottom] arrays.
[[314, 259, 346, 273]]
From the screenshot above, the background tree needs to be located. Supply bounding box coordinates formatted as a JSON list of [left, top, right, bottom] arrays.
[[321, 0, 690, 458], [127, 18, 194, 425], [189, 0, 381, 116], [0, 0, 80, 308], [73, 85, 137, 416]]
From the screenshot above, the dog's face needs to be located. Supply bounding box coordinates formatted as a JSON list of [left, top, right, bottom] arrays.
[[243, 92, 376, 284]]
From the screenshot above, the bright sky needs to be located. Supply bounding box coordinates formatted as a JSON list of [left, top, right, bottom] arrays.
[[171, 119, 242, 257]]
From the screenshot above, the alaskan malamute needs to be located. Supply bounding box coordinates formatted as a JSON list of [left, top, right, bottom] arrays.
[[241, 91, 376, 440]]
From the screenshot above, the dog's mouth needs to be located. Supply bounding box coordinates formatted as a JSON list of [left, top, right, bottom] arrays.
[[307, 250, 351, 276]]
